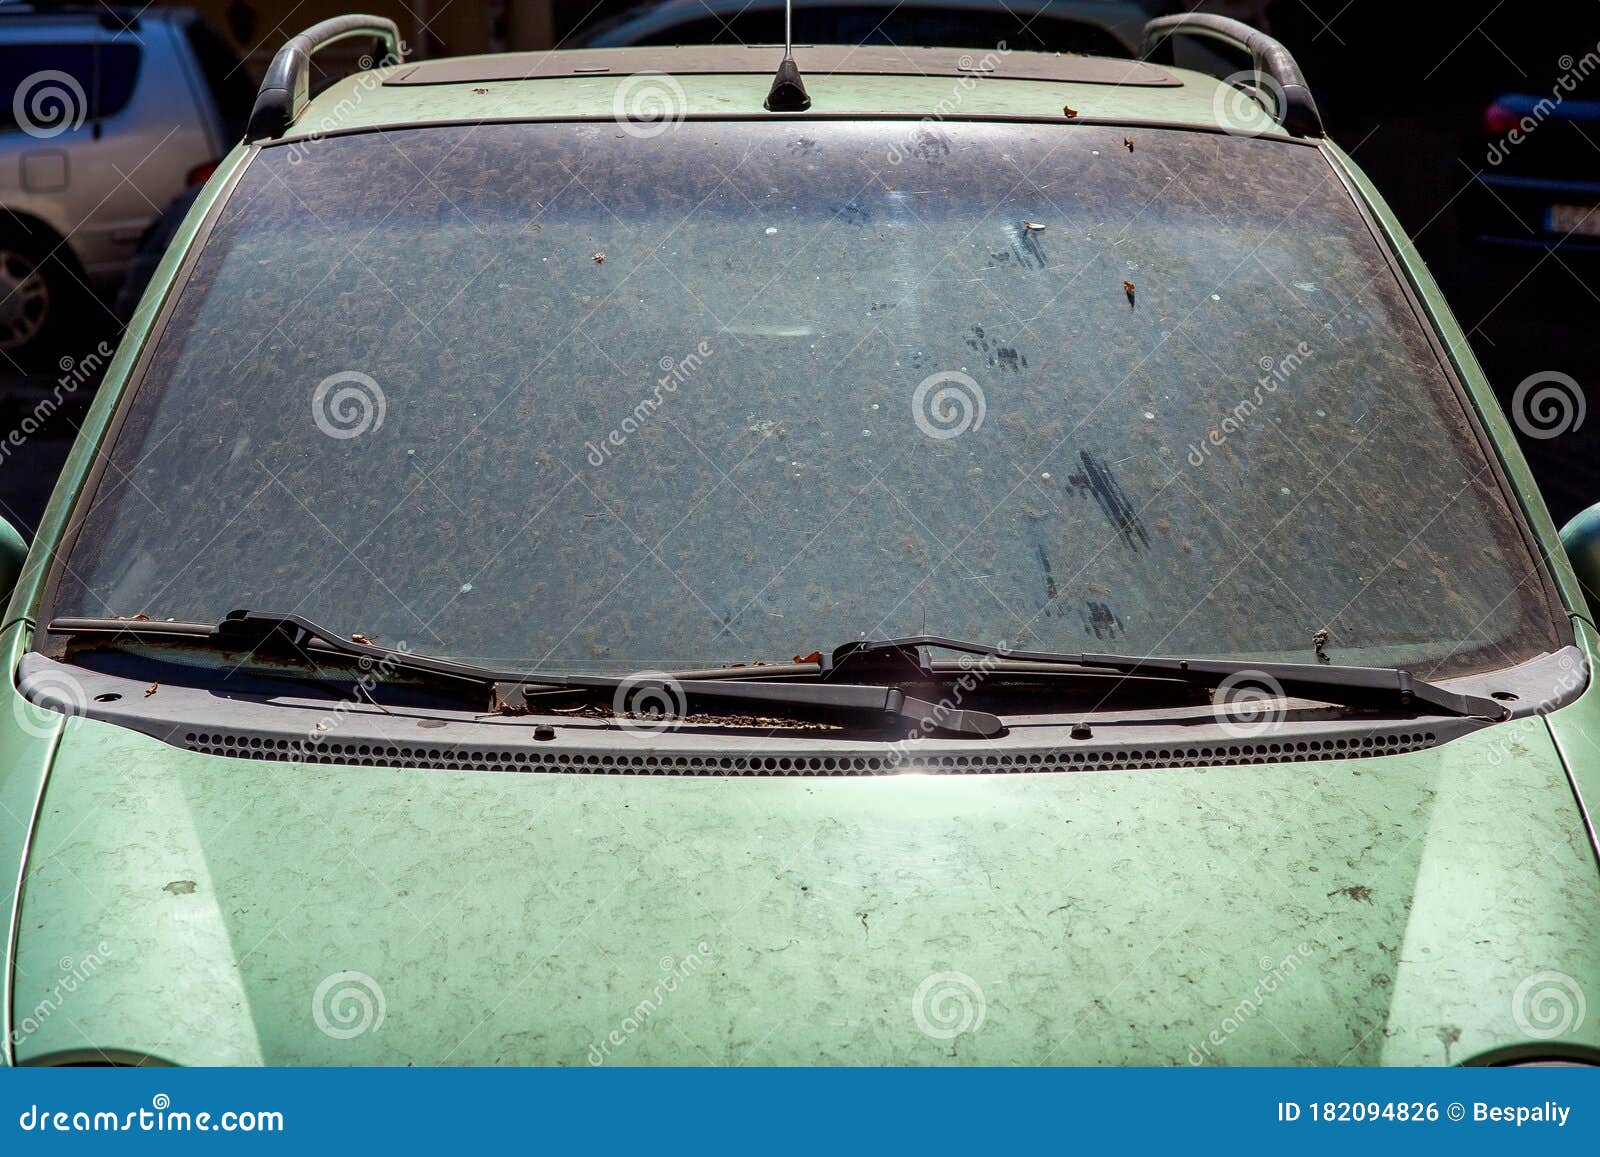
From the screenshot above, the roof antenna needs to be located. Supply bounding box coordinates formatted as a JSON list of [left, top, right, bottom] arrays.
[[764, 0, 811, 111]]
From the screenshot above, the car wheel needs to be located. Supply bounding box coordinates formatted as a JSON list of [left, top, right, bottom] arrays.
[[0, 242, 63, 353]]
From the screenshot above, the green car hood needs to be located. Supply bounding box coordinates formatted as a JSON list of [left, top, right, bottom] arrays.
[[12, 709, 1600, 1066]]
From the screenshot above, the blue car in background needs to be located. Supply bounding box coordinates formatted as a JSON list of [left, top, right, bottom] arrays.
[[1468, 91, 1600, 252]]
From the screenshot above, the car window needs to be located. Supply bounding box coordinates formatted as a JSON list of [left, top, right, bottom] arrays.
[[48, 121, 1563, 679], [183, 18, 256, 141], [631, 9, 1129, 54], [0, 42, 142, 130]]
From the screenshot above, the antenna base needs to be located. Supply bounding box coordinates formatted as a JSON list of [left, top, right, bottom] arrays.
[[764, 56, 811, 112]]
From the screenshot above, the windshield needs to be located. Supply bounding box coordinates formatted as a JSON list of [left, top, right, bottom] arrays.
[[48, 120, 1561, 678]]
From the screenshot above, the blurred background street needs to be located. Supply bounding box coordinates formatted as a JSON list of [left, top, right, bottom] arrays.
[[4, 0, 1600, 538]]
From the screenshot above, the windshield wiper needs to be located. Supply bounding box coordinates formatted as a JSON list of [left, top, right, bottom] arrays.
[[821, 636, 1510, 722], [46, 611, 1006, 738]]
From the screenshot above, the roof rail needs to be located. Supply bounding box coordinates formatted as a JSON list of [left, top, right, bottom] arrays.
[[246, 15, 403, 142], [1142, 13, 1322, 138]]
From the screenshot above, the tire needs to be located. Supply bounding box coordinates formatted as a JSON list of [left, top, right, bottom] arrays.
[[0, 230, 76, 355]]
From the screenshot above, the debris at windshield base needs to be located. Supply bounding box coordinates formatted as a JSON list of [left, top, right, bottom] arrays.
[[144, 682, 158, 697], [1062, 105, 1077, 118], [1313, 628, 1331, 664]]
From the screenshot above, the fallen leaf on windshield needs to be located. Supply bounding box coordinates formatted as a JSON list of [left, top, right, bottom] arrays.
[[1124, 138, 1135, 152], [351, 633, 373, 645], [794, 651, 823, 664], [592, 252, 605, 264], [144, 682, 158, 698], [1122, 280, 1136, 306], [1062, 105, 1078, 118], [1021, 220, 1046, 232]]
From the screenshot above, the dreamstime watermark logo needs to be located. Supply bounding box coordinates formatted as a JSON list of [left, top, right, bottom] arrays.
[[912, 370, 986, 440], [611, 673, 688, 736], [1512, 971, 1587, 1040], [1485, 650, 1587, 768], [886, 43, 1008, 162], [612, 72, 687, 139], [885, 650, 1006, 766], [311, 970, 386, 1039], [13, 70, 87, 139], [1511, 371, 1584, 440], [311, 370, 386, 440], [12, 668, 87, 740], [911, 971, 986, 1040], [285, 42, 408, 163], [1212, 70, 1285, 136], [293, 642, 412, 752], [1188, 943, 1314, 1064], [1187, 342, 1313, 467], [1211, 670, 1286, 738], [587, 941, 713, 1064], [0, 340, 114, 470], [586, 340, 711, 466], [1485, 42, 1600, 165], [10, 942, 113, 1047]]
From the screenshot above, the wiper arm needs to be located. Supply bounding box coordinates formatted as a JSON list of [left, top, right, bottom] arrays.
[[825, 636, 1510, 722], [46, 611, 1005, 738]]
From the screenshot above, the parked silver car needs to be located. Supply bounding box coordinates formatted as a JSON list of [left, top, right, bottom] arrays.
[[0, 3, 253, 351]]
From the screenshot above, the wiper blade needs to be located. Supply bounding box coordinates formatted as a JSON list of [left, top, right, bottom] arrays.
[[47, 611, 1005, 738], [825, 636, 1510, 722]]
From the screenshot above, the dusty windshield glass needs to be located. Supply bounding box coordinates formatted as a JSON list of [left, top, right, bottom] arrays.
[[52, 120, 1560, 678]]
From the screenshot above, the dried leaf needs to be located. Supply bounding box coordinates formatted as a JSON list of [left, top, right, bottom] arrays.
[[794, 651, 823, 664], [1062, 105, 1078, 118], [351, 633, 372, 645], [1021, 220, 1046, 232], [1122, 280, 1136, 306], [592, 252, 605, 264], [1123, 137, 1135, 152], [144, 682, 158, 698]]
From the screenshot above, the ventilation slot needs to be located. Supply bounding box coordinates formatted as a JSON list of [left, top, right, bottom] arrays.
[[180, 729, 1440, 775]]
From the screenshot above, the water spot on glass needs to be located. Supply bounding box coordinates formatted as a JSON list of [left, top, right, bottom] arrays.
[[765, 226, 778, 235]]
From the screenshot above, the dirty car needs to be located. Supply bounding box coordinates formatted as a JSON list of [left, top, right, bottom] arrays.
[[1, 14, 1598, 1066]]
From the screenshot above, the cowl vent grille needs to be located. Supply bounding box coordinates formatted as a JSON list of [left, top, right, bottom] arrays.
[[181, 729, 1439, 775]]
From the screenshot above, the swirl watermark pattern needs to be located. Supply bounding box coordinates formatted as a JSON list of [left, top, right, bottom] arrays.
[[311, 970, 387, 1039], [911, 971, 987, 1040], [1211, 670, 1286, 738], [912, 370, 986, 440], [311, 371, 386, 440], [13, 668, 87, 740], [1212, 70, 1285, 136], [611, 673, 688, 735], [587, 941, 713, 1065], [13, 70, 87, 139], [612, 72, 687, 139], [1511, 371, 1584, 440], [1512, 971, 1586, 1040]]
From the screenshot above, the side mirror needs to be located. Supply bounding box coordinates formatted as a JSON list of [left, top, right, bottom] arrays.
[[1560, 503, 1600, 618], [0, 515, 26, 612]]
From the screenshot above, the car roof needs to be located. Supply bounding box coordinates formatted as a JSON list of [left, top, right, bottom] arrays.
[[0, 2, 191, 34], [283, 44, 1287, 143]]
